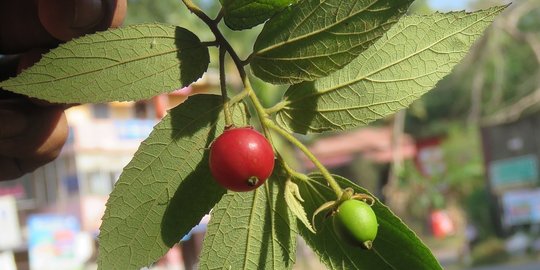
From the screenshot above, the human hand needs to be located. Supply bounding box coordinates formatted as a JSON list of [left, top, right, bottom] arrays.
[[0, 0, 126, 180], [0, 100, 68, 181], [0, 0, 126, 53]]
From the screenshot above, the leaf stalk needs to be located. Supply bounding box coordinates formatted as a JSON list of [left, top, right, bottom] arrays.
[[279, 156, 309, 183], [264, 120, 343, 199], [182, 0, 343, 199], [218, 46, 233, 126]]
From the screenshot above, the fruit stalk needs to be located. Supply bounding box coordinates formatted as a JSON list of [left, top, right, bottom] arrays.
[[264, 120, 343, 198], [182, 0, 343, 198]]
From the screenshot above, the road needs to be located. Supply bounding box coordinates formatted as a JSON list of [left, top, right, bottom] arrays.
[[469, 262, 540, 270]]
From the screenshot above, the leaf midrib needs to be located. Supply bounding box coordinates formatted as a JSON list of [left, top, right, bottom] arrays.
[[252, 26, 381, 61], [254, 0, 380, 55], [100, 103, 221, 268], [280, 8, 501, 108], [242, 190, 261, 270], [285, 94, 415, 112], [3, 48, 188, 88]]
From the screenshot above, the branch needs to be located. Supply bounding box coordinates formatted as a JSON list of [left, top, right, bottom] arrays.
[[501, 2, 540, 64], [181, 0, 246, 80], [482, 87, 540, 125], [468, 67, 485, 125]]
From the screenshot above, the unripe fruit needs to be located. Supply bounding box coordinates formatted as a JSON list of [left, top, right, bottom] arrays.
[[333, 199, 378, 249], [209, 127, 274, 192]]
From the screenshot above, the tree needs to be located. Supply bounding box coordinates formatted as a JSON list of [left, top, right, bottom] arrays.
[[406, 0, 540, 137], [0, 1, 505, 269]]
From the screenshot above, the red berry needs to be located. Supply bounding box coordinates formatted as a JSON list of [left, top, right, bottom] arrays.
[[209, 127, 274, 192]]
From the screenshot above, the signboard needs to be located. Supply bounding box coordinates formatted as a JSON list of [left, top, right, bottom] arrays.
[[74, 119, 157, 151], [415, 137, 445, 177], [501, 188, 540, 227], [114, 119, 155, 140], [0, 251, 16, 270], [28, 214, 83, 270], [0, 196, 22, 250], [0, 177, 34, 200], [489, 154, 538, 191]]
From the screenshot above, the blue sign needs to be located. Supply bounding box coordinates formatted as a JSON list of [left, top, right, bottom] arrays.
[[28, 214, 82, 270], [114, 119, 157, 140], [489, 155, 539, 191]]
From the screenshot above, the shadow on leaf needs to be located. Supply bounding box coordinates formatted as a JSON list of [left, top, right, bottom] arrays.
[[175, 27, 209, 88], [280, 81, 324, 134], [160, 95, 226, 248], [258, 167, 296, 268]]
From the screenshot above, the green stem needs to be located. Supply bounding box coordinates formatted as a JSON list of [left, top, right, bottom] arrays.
[[229, 89, 249, 105], [265, 120, 343, 199], [279, 156, 309, 183], [244, 78, 272, 137], [218, 46, 233, 126], [182, 0, 342, 198], [265, 100, 287, 114]]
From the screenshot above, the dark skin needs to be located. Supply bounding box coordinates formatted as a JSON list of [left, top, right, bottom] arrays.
[[0, 99, 68, 180], [0, 0, 126, 181]]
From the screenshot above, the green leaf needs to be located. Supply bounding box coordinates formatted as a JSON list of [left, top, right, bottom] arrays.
[[275, 6, 506, 134], [220, 0, 297, 30], [297, 174, 442, 270], [97, 95, 247, 269], [284, 180, 315, 233], [199, 165, 297, 270], [251, 0, 413, 85], [0, 24, 209, 103]]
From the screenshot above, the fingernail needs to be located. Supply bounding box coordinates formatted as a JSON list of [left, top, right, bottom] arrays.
[[0, 110, 27, 138]]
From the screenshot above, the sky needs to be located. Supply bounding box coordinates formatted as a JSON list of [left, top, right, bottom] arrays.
[[428, 0, 471, 11]]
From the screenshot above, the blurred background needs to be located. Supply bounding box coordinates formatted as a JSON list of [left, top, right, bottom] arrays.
[[1, 0, 540, 269]]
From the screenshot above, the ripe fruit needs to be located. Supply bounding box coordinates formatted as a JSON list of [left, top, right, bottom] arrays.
[[332, 199, 378, 249], [209, 127, 274, 192]]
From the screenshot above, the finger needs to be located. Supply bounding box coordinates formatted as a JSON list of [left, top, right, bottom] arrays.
[[0, 105, 68, 159], [0, 1, 58, 54], [0, 108, 28, 139], [0, 152, 62, 181], [0, 55, 20, 82], [38, 0, 127, 41], [102, 0, 127, 28], [0, 156, 23, 181], [16, 48, 48, 74]]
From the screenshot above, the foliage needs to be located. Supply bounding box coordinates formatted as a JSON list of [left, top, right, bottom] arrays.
[[0, 25, 210, 103], [400, 125, 486, 216], [0, 0, 505, 269], [398, 124, 500, 244], [98, 96, 247, 268], [199, 164, 297, 269], [406, 1, 540, 136], [299, 174, 441, 269], [219, 0, 297, 30], [470, 237, 508, 266]]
